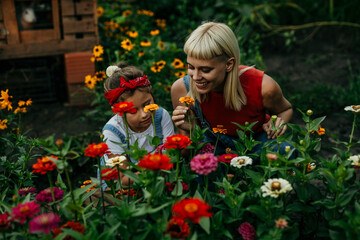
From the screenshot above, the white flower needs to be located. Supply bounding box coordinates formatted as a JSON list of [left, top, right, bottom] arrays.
[[105, 155, 127, 167], [230, 156, 252, 168], [106, 65, 121, 77], [348, 155, 360, 166], [344, 105, 360, 113], [261, 178, 292, 198]]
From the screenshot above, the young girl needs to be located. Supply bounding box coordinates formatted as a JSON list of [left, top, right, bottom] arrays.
[[102, 62, 174, 184]]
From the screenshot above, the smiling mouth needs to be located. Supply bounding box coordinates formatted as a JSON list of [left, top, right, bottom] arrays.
[[195, 81, 209, 89]]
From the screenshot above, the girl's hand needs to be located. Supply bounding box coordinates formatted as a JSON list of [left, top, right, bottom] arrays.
[[171, 105, 191, 132], [262, 117, 287, 139]]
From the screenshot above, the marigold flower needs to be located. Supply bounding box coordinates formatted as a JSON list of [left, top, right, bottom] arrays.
[[101, 168, 119, 181], [175, 71, 186, 78], [122, 9, 132, 17], [156, 19, 166, 28], [126, 30, 138, 38], [84, 75, 96, 89], [238, 222, 256, 240], [144, 104, 159, 112], [26, 99, 32, 106], [0, 89, 13, 111], [18, 187, 37, 196], [275, 218, 288, 229], [121, 39, 135, 51], [150, 29, 160, 36], [93, 45, 104, 57], [344, 105, 360, 114], [218, 153, 238, 164], [0, 212, 12, 230], [94, 71, 106, 81], [172, 58, 185, 69], [84, 143, 109, 158], [172, 198, 212, 224], [158, 41, 165, 50], [190, 153, 218, 175], [261, 178, 293, 198], [138, 51, 145, 57], [11, 201, 40, 224], [0, 119, 8, 130], [96, 6, 104, 17], [164, 134, 192, 150], [166, 217, 190, 239], [81, 180, 97, 192], [213, 125, 227, 134], [14, 107, 27, 114], [179, 96, 194, 105], [348, 155, 360, 167], [32, 156, 58, 174], [112, 101, 137, 116], [138, 153, 173, 170], [140, 39, 151, 47], [53, 221, 85, 239], [18, 100, 26, 106], [35, 187, 64, 203], [315, 125, 325, 135]]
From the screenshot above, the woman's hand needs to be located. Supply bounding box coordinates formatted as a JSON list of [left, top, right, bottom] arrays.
[[171, 105, 191, 132], [262, 116, 287, 139]]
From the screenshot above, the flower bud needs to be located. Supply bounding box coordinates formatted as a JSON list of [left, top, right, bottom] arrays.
[[300, 140, 304, 146], [55, 139, 64, 147], [245, 122, 249, 126], [266, 153, 278, 162], [227, 174, 234, 181], [285, 146, 291, 153], [271, 115, 277, 122], [12, 195, 17, 202], [225, 148, 232, 154], [306, 109, 313, 116]]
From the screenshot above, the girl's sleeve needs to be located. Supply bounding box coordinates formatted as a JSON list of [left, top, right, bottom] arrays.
[[102, 129, 126, 155], [161, 109, 175, 138]]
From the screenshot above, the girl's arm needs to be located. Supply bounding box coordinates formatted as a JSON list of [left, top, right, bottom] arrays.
[[262, 74, 293, 139]]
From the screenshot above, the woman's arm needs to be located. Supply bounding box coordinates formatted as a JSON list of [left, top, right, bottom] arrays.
[[262, 74, 293, 139]]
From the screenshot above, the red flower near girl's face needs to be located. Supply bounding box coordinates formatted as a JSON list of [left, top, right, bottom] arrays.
[[84, 143, 109, 158], [112, 101, 137, 116], [138, 153, 173, 170], [166, 216, 190, 239], [32, 156, 58, 174], [101, 168, 119, 181], [164, 134, 192, 150], [53, 220, 85, 239], [172, 198, 212, 224]]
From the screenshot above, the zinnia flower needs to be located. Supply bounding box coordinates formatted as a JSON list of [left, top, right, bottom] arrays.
[[218, 153, 238, 164], [348, 155, 360, 167], [32, 156, 58, 174], [275, 218, 288, 229], [92, 45, 103, 57], [266, 153, 278, 162], [29, 212, 61, 234], [0, 212, 12, 230], [198, 143, 215, 154], [53, 221, 85, 239], [230, 156, 252, 168], [179, 96, 194, 105], [121, 39, 135, 51], [84, 143, 109, 158], [150, 29, 160, 36], [164, 134, 192, 150], [213, 125, 227, 134], [18, 187, 37, 196], [140, 39, 151, 47], [144, 104, 159, 112], [238, 222, 256, 240], [344, 105, 360, 114], [172, 58, 185, 69], [101, 168, 119, 181], [112, 101, 137, 116], [105, 155, 127, 167], [172, 198, 212, 224], [11, 201, 40, 224], [166, 217, 190, 239], [138, 153, 173, 170], [190, 153, 218, 175], [116, 189, 137, 199], [35, 187, 64, 203], [261, 178, 293, 198]]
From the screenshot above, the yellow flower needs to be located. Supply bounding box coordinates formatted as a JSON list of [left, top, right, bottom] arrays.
[[0, 89, 12, 102], [0, 89, 13, 111], [14, 107, 27, 114], [179, 96, 195, 105], [140, 39, 151, 47], [150, 29, 160, 36], [84, 75, 96, 89], [158, 41, 165, 50], [94, 71, 106, 81], [0, 119, 8, 130], [150, 65, 161, 73], [175, 71, 186, 78], [144, 104, 159, 112], [26, 99, 32, 106], [96, 6, 104, 17], [156, 19, 166, 28], [138, 51, 145, 57], [18, 100, 26, 107], [122, 9, 132, 17], [172, 58, 185, 69], [93, 45, 104, 57], [213, 125, 227, 134], [126, 30, 138, 38], [156, 60, 166, 69], [121, 39, 135, 51]]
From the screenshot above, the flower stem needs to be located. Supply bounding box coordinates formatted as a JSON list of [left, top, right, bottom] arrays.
[[348, 114, 357, 150], [64, 162, 78, 221], [47, 172, 56, 203], [204, 175, 209, 201], [151, 112, 156, 136], [124, 114, 130, 150], [97, 157, 106, 215], [116, 165, 123, 192], [213, 134, 220, 154], [175, 150, 181, 197]]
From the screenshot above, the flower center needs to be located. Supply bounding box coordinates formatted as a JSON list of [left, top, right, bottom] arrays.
[[40, 216, 49, 224], [150, 155, 161, 161], [19, 206, 30, 213], [119, 104, 128, 108], [184, 203, 198, 213], [93, 145, 102, 149], [271, 181, 281, 190], [237, 158, 245, 164], [172, 137, 181, 142], [353, 105, 360, 110]]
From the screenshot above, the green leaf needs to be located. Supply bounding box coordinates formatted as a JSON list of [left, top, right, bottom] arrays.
[[199, 217, 210, 234], [171, 180, 183, 196], [338, 187, 358, 207], [243, 169, 263, 185]]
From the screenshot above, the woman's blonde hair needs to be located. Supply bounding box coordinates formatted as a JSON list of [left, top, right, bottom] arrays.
[[184, 22, 247, 111]]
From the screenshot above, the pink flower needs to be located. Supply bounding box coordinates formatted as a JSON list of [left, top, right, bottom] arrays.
[[11, 201, 40, 224], [155, 144, 166, 153], [190, 153, 218, 175], [29, 212, 61, 234], [18, 187, 37, 196], [238, 222, 256, 240], [275, 218, 288, 229], [218, 189, 226, 195], [0, 212, 12, 230], [198, 143, 215, 154], [35, 187, 64, 203]]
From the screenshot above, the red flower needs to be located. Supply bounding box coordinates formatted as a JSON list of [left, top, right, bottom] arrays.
[[164, 134, 192, 150], [166, 217, 190, 239], [218, 153, 238, 164], [138, 153, 173, 170], [32, 156, 58, 175], [101, 168, 119, 181], [53, 221, 85, 240], [112, 101, 137, 116], [238, 222, 256, 240], [165, 182, 189, 192], [11, 201, 40, 224], [0, 212, 12, 230], [172, 198, 212, 224], [84, 143, 109, 158], [116, 188, 137, 199]]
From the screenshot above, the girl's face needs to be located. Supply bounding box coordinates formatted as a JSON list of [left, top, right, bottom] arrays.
[[187, 56, 232, 94], [124, 89, 154, 133]]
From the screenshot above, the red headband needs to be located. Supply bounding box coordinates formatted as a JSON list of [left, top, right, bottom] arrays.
[[104, 75, 151, 105]]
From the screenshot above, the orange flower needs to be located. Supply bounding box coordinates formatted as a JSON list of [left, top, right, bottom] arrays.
[[26, 99, 32, 106], [175, 71, 186, 78], [140, 39, 151, 47], [0, 119, 8, 130], [126, 30, 138, 38], [144, 104, 159, 112], [166, 217, 190, 239], [138, 51, 145, 57], [92, 45, 104, 57], [171, 58, 185, 69], [112, 101, 137, 116], [80, 180, 97, 192], [150, 29, 160, 36], [84, 143, 109, 158], [14, 107, 26, 114], [172, 198, 212, 223], [18, 100, 26, 107], [94, 71, 106, 81], [122, 9, 132, 17], [316, 125, 325, 135], [96, 6, 104, 17], [151, 65, 161, 73], [156, 60, 166, 68], [84, 75, 96, 89], [138, 153, 173, 170], [121, 39, 134, 51], [179, 96, 195, 105], [213, 125, 227, 134], [156, 19, 166, 28], [158, 41, 165, 50], [101, 168, 119, 181], [164, 134, 192, 150], [32, 156, 58, 174]]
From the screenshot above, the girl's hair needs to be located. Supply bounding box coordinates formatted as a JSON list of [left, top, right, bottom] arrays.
[[184, 22, 247, 111], [104, 62, 153, 103]]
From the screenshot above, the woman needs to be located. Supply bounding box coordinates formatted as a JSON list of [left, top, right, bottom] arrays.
[[171, 22, 293, 155]]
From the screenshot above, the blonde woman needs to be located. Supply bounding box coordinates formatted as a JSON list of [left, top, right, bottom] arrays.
[[171, 22, 293, 155]]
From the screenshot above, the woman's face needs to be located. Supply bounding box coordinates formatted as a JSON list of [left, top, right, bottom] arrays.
[[187, 56, 231, 94]]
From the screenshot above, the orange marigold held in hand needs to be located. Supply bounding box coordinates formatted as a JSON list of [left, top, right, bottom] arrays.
[[112, 101, 137, 116], [138, 153, 173, 170], [32, 156, 58, 174], [84, 143, 109, 158], [172, 198, 212, 224], [179, 96, 195, 105], [166, 216, 190, 239], [164, 134, 192, 150]]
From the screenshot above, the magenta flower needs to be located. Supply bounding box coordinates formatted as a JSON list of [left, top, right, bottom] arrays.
[[190, 153, 218, 175], [198, 143, 215, 154], [11, 201, 40, 224], [155, 144, 166, 153], [0, 212, 12, 230], [18, 187, 37, 196], [238, 222, 256, 240], [29, 212, 61, 234], [35, 187, 64, 203]]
